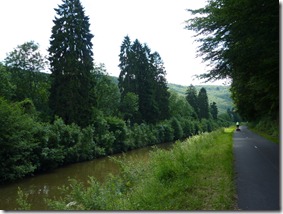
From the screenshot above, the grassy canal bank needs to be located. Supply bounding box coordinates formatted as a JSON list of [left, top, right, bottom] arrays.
[[18, 127, 237, 210]]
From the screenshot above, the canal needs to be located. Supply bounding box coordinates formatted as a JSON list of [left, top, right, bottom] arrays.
[[0, 142, 172, 210]]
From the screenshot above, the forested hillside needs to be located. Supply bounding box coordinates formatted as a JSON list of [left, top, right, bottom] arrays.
[[109, 77, 233, 115], [168, 83, 232, 114]]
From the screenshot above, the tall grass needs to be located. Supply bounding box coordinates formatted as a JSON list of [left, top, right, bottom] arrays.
[[22, 128, 236, 210], [118, 127, 236, 210]]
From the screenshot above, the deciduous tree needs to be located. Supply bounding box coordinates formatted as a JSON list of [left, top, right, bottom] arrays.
[[4, 42, 50, 114], [186, 0, 279, 121]]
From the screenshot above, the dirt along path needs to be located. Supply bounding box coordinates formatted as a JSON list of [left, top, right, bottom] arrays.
[[233, 125, 280, 210]]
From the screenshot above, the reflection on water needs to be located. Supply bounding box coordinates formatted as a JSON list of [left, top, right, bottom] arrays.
[[0, 142, 172, 210]]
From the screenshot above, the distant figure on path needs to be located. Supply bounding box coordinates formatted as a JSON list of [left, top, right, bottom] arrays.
[[236, 122, 240, 131]]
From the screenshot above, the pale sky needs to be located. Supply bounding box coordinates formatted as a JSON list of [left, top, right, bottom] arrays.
[[0, 0, 225, 86]]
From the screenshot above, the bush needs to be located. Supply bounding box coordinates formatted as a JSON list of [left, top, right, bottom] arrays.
[[180, 119, 193, 138], [106, 116, 127, 153], [0, 98, 38, 183], [192, 121, 202, 135], [92, 113, 115, 155], [31, 118, 98, 172], [159, 121, 174, 143], [200, 119, 213, 133], [170, 117, 184, 140], [252, 119, 279, 137]]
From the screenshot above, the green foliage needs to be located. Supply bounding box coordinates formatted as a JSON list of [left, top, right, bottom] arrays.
[[186, 0, 279, 121], [16, 187, 31, 210], [0, 63, 15, 100], [124, 128, 235, 210], [4, 41, 47, 72], [157, 121, 174, 143], [170, 117, 184, 140], [179, 119, 194, 138], [0, 98, 37, 183], [227, 108, 242, 123], [105, 116, 127, 153], [248, 118, 279, 143], [16, 98, 37, 117], [120, 92, 139, 123], [125, 123, 159, 149], [91, 64, 121, 117], [185, 84, 199, 117], [198, 87, 210, 119], [45, 177, 105, 210], [91, 113, 127, 155], [169, 84, 232, 115], [43, 128, 236, 210], [34, 117, 103, 171], [210, 101, 218, 120], [3, 42, 50, 118], [49, 0, 94, 127], [0, 0, 238, 189], [200, 119, 213, 133], [169, 91, 196, 119], [118, 36, 170, 124]]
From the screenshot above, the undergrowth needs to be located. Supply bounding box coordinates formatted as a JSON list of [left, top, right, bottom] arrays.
[[248, 119, 279, 144]]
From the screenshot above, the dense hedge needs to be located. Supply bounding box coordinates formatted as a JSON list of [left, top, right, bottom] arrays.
[[0, 98, 231, 184]]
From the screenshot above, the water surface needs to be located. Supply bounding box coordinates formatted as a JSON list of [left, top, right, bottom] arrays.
[[0, 142, 172, 210]]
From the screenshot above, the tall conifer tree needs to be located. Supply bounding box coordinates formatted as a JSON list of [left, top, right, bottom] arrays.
[[118, 36, 169, 123], [185, 84, 199, 117], [210, 101, 218, 120], [118, 36, 134, 98], [48, 0, 94, 127], [151, 52, 170, 120], [198, 87, 209, 119]]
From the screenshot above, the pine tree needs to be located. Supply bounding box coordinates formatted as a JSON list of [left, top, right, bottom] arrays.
[[48, 0, 94, 127], [185, 84, 199, 117], [198, 87, 209, 119], [210, 102, 218, 120], [118, 36, 170, 123], [118, 36, 135, 98], [151, 52, 170, 120]]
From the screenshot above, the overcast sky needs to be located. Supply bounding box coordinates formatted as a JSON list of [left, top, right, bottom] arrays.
[[0, 0, 226, 86]]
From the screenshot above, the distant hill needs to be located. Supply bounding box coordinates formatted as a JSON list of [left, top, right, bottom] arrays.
[[109, 76, 233, 115], [168, 83, 233, 114]]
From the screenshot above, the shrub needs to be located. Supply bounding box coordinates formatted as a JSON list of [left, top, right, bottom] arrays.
[[106, 116, 127, 153], [0, 98, 38, 183], [192, 121, 202, 135], [160, 121, 174, 142], [92, 113, 115, 155], [170, 117, 183, 140], [179, 119, 193, 138]]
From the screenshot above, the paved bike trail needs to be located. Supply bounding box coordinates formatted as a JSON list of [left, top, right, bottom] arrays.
[[233, 126, 280, 210]]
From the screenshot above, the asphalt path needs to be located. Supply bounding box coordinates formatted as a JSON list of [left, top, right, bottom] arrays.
[[233, 126, 280, 210]]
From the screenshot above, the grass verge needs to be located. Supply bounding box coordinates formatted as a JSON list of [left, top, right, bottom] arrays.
[[247, 119, 279, 144], [26, 127, 237, 210], [249, 128, 279, 144]]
